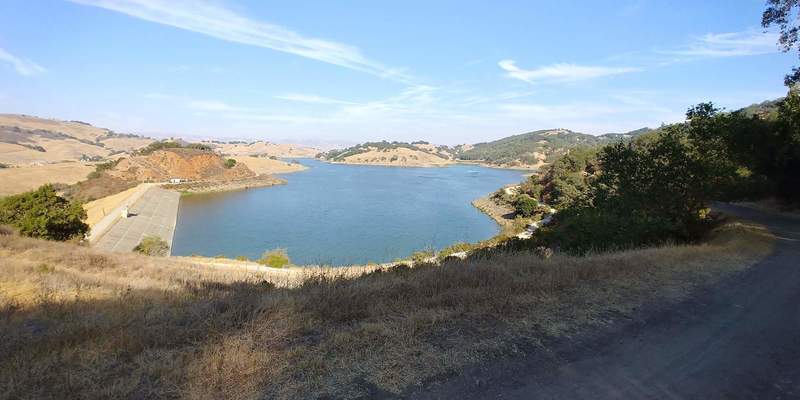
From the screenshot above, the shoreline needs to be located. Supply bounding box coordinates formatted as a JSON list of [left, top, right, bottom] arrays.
[[318, 157, 540, 172], [471, 194, 517, 227]]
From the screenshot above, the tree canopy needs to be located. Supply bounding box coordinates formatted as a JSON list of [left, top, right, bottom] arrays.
[[763, 0, 800, 85], [0, 185, 89, 241]]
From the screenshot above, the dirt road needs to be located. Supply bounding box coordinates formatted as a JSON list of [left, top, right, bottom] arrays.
[[410, 203, 800, 399]]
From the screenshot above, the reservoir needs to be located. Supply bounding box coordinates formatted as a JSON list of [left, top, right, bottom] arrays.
[[171, 159, 523, 265]]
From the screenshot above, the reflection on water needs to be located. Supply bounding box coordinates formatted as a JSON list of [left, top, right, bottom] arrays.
[[172, 159, 523, 266]]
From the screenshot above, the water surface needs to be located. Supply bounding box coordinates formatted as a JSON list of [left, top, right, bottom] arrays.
[[172, 159, 523, 265]]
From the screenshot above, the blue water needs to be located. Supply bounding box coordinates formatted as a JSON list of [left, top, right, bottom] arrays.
[[171, 159, 523, 265]]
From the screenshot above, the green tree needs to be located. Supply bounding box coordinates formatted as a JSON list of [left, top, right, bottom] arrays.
[[513, 194, 541, 217], [0, 185, 88, 241], [763, 0, 800, 85]]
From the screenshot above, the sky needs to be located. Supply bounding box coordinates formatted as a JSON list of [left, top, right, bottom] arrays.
[[0, 0, 796, 146]]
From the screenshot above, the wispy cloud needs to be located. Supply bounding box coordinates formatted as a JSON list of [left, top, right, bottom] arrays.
[[663, 30, 779, 58], [275, 93, 358, 105], [70, 0, 412, 82], [498, 60, 639, 85], [145, 93, 244, 112], [0, 47, 45, 76]]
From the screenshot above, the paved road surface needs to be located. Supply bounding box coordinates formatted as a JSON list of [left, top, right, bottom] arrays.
[[411, 203, 800, 400], [93, 187, 180, 254]]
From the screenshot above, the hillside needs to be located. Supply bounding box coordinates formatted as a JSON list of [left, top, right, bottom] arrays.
[[0, 114, 153, 166], [210, 140, 320, 158], [319, 141, 456, 166], [110, 148, 256, 182], [0, 215, 773, 399], [63, 146, 287, 201], [456, 127, 651, 169]]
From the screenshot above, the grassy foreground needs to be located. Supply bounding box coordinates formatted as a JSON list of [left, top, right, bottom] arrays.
[[0, 219, 774, 399]]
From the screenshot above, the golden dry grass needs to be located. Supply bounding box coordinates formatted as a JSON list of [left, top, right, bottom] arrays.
[[0, 114, 109, 142], [0, 162, 95, 196], [337, 146, 453, 167], [231, 156, 307, 175], [82, 184, 149, 227], [0, 220, 774, 399]]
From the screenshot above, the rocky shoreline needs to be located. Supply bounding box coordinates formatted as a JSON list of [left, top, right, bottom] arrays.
[[471, 194, 517, 226]]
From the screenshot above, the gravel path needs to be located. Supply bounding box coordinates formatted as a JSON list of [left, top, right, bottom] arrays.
[[410, 203, 800, 399]]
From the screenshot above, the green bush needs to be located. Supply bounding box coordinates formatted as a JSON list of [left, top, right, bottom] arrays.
[[540, 125, 717, 254], [223, 158, 237, 168], [134, 235, 170, 256], [513, 194, 541, 217], [410, 249, 434, 264], [235, 255, 249, 261], [87, 159, 120, 180], [0, 185, 88, 241], [257, 249, 290, 268], [438, 242, 473, 258]]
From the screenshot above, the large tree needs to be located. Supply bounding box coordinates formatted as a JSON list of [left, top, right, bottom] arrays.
[[763, 0, 800, 85]]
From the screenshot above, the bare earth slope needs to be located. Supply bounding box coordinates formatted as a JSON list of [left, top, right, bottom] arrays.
[[110, 148, 256, 182], [411, 203, 800, 400]]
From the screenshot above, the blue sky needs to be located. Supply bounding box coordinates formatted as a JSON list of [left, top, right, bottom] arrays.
[[0, 0, 795, 145]]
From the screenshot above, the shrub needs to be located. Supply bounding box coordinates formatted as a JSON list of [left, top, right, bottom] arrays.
[[0, 185, 88, 241], [410, 249, 434, 264], [257, 249, 290, 268], [134, 235, 170, 256], [87, 159, 120, 180], [0, 163, 8, 168], [513, 194, 540, 217], [235, 255, 249, 261], [438, 242, 473, 258], [223, 158, 237, 169]]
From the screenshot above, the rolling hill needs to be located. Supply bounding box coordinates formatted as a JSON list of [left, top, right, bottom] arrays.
[[208, 140, 320, 158], [456, 128, 652, 169], [0, 114, 154, 166], [318, 141, 457, 166]]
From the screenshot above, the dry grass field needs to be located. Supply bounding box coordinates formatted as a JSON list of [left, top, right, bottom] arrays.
[[231, 156, 307, 175], [335, 146, 454, 167], [0, 114, 109, 142], [0, 219, 774, 399], [0, 162, 94, 197], [215, 141, 320, 158]]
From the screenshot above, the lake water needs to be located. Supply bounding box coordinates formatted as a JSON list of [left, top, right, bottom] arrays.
[[171, 159, 523, 265]]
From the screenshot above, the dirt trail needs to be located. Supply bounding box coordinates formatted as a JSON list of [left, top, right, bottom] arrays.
[[410, 203, 800, 399]]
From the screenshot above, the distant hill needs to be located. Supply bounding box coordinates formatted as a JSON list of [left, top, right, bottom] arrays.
[[206, 140, 320, 158], [318, 141, 456, 167], [0, 114, 153, 166], [456, 128, 651, 169], [739, 98, 782, 120]]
